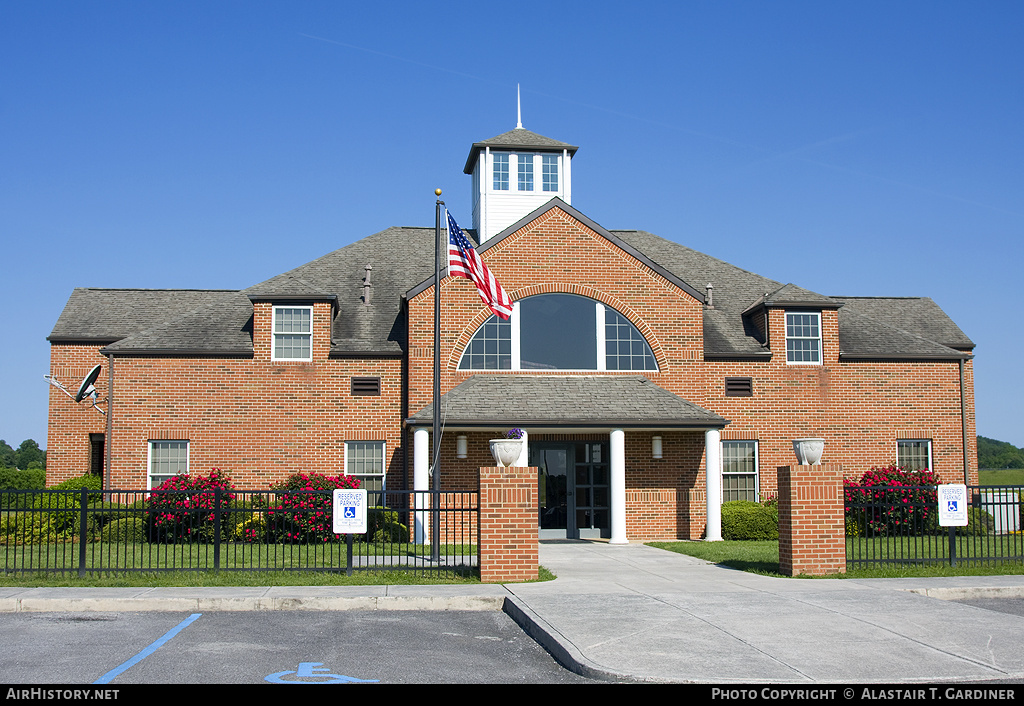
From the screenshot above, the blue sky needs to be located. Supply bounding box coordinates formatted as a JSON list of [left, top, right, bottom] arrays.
[[2, 1, 1023, 451]]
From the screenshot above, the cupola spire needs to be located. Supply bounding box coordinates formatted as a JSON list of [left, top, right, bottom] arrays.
[[516, 84, 523, 129]]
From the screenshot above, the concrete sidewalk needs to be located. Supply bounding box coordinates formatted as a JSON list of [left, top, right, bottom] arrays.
[[2, 540, 1024, 683]]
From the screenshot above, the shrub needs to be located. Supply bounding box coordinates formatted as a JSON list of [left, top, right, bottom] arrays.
[[367, 507, 408, 543], [100, 516, 147, 543], [721, 500, 778, 540], [267, 472, 360, 544], [147, 468, 236, 543], [844, 465, 940, 537], [0, 467, 46, 491]]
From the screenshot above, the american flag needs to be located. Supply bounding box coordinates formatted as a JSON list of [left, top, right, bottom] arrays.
[[446, 211, 513, 320]]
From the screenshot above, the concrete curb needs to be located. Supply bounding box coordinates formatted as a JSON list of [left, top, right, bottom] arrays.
[[902, 585, 1024, 600], [502, 596, 645, 684], [0, 594, 506, 613]]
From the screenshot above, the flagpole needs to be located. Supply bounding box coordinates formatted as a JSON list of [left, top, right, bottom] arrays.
[[432, 189, 443, 564]]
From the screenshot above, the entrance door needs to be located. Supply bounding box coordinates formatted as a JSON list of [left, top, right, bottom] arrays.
[[531, 442, 610, 539]]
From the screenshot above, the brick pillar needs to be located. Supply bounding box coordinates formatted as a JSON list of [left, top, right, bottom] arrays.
[[777, 464, 845, 576], [479, 466, 538, 583]]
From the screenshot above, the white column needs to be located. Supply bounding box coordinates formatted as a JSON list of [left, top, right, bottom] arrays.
[[414, 427, 429, 544], [609, 428, 627, 544], [705, 428, 723, 541]]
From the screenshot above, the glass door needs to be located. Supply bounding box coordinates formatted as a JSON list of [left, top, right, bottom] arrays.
[[531, 442, 610, 539]]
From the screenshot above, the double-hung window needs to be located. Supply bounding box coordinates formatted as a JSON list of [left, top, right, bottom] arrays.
[[273, 306, 312, 361], [722, 440, 758, 502], [346, 441, 386, 501], [149, 440, 188, 489], [786, 312, 821, 364], [897, 439, 932, 471]]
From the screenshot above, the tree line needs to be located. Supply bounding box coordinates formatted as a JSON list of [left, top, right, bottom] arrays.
[[977, 436, 1024, 470]]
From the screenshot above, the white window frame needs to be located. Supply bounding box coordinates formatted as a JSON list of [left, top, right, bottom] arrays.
[[542, 154, 559, 192], [492, 153, 510, 191], [344, 440, 386, 495], [897, 439, 932, 472], [517, 152, 534, 192], [785, 311, 822, 365], [721, 440, 759, 503], [458, 297, 658, 372], [148, 440, 189, 490], [272, 305, 313, 361]]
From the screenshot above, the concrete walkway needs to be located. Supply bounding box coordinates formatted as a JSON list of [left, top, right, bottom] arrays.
[[3, 540, 1024, 683]]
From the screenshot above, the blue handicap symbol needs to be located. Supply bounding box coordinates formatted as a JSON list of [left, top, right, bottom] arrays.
[[265, 662, 379, 684], [344, 506, 356, 519], [947, 500, 958, 512]]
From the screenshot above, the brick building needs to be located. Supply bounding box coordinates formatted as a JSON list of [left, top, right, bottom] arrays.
[[46, 125, 976, 542]]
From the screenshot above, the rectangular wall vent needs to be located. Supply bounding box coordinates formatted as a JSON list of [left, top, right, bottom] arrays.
[[351, 377, 381, 396], [725, 377, 753, 397]]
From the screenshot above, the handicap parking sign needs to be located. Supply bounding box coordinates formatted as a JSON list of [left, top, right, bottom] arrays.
[[938, 484, 968, 527], [333, 489, 367, 534]]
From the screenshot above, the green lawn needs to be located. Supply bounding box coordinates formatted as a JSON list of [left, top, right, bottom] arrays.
[[649, 539, 1024, 579], [979, 469, 1024, 485]]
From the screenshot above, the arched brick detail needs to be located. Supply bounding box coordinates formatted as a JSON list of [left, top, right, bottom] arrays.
[[447, 284, 669, 371]]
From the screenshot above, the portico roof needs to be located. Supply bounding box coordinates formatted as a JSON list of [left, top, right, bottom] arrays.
[[406, 375, 728, 430]]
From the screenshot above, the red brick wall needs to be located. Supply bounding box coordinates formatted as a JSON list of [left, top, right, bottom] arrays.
[[47, 301, 406, 490], [47, 343, 109, 484]]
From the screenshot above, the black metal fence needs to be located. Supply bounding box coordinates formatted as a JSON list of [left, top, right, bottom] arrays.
[[0, 487, 478, 577], [845, 484, 1024, 568]]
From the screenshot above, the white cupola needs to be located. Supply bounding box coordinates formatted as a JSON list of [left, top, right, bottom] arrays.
[[464, 121, 578, 243]]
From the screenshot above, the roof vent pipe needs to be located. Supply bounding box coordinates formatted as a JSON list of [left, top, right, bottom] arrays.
[[705, 282, 714, 308], [362, 264, 373, 305]]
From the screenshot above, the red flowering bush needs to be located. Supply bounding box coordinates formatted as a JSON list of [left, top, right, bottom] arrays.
[[844, 465, 940, 536], [266, 472, 360, 544], [147, 468, 236, 543]]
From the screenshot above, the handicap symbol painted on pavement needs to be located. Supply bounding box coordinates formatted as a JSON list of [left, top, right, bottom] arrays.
[[265, 662, 379, 684]]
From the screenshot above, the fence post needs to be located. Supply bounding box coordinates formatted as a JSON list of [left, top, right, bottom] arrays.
[[213, 487, 222, 571], [78, 487, 88, 578]]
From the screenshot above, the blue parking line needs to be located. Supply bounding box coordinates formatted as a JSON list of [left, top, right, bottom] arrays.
[[93, 613, 202, 684]]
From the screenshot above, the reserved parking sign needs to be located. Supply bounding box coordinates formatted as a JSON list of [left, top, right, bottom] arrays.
[[937, 484, 968, 527], [333, 489, 368, 534]]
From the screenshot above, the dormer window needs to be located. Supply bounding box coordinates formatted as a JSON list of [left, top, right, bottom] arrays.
[[273, 305, 312, 361], [786, 311, 821, 365]]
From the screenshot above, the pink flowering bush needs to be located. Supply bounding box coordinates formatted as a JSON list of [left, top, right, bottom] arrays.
[[147, 468, 236, 543], [844, 464, 939, 537], [266, 472, 360, 544]]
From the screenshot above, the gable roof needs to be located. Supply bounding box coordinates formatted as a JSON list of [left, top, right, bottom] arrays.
[[50, 204, 973, 362]]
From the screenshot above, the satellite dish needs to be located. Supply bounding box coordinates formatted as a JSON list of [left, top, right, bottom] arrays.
[[75, 365, 102, 403]]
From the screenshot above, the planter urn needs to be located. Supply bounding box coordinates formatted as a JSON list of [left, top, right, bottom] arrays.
[[489, 439, 524, 467], [792, 438, 825, 466]]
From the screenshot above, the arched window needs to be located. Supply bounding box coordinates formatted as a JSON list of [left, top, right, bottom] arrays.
[[458, 294, 658, 371]]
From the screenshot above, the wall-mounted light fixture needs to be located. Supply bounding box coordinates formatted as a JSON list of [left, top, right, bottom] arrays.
[[652, 435, 663, 459], [456, 435, 468, 459]]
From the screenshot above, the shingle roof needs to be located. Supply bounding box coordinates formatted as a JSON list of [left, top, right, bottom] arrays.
[[50, 203, 972, 363], [49, 289, 240, 343], [407, 375, 728, 428]]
